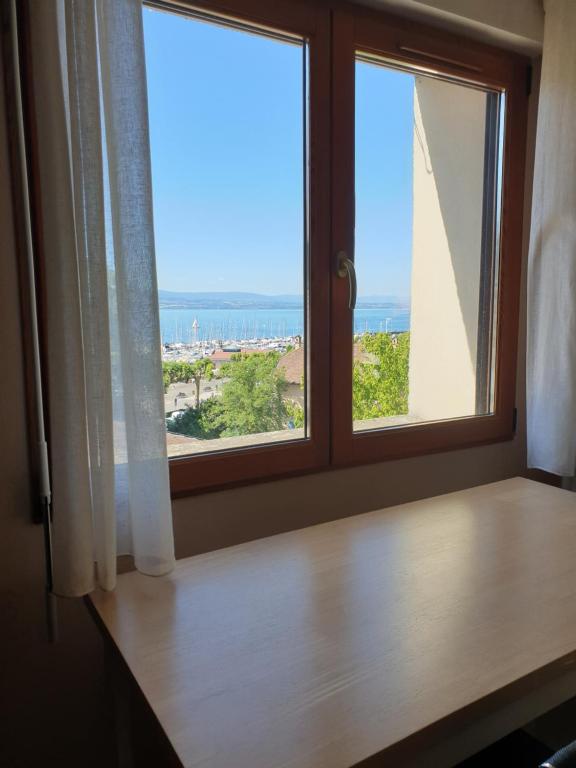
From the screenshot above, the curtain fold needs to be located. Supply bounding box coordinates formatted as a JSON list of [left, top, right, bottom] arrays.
[[29, 0, 175, 596], [527, 0, 576, 477]]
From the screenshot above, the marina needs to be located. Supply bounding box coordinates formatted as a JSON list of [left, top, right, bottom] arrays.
[[162, 335, 301, 364], [160, 305, 411, 360]]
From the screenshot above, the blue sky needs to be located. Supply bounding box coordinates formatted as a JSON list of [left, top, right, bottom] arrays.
[[356, 62, 414, 298], [143, 8, 413, 298]]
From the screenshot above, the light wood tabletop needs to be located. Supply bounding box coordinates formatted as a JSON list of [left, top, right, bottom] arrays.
[[89, 478, 576, 768]]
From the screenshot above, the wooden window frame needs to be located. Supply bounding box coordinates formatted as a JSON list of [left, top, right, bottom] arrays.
[[159, 0, 332, 497], [330, 5, 528, 469], [19, 0, 529, 497]]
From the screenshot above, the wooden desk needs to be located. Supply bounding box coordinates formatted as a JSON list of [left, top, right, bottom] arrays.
[[89, 478, 576, 768]]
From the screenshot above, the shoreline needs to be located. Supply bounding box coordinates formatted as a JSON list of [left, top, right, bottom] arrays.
[[162, 329, 409, 363]]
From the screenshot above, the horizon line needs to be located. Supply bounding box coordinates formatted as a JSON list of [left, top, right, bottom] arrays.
[[158, 289, 411, 299]]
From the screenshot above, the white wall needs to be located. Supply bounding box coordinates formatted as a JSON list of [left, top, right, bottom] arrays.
[[408, 76, 486, 421]]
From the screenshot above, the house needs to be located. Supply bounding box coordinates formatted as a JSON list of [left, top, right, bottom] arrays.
[[277, 344, 374, 405]]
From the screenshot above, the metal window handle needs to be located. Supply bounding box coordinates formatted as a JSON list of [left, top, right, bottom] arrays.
[[336, 250, 357, 310]]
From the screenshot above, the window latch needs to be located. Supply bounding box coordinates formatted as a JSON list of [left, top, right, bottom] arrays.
[[336, 251, 357, 310]]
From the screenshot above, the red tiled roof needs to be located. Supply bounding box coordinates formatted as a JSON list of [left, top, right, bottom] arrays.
[[277, 345, 370, 383], [210, 348, 265, 363], [277, 348, 303, 384], [210, 350, 235, 362]]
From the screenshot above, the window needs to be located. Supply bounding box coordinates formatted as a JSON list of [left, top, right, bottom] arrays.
[[144, 6, 310, 456], [142, 1, 527, 494], [330, 9, 526, 467], [144, 0, 330, 494], [353, 60, 503, 432]]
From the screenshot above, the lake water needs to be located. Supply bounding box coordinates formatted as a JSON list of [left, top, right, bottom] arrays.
[[160, 306, 410, 343]]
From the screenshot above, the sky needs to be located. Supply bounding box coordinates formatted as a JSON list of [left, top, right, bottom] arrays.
[[143, 7, 414, 298]]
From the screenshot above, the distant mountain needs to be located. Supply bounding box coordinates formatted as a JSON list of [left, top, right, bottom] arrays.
[[357, 295, 410, 308], [158, 290, 409, 310], [158, 290, 302, 309]]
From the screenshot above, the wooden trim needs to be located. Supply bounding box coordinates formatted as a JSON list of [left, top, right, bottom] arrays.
[[22, 0, 53, 478], [170, 439, 324, 498], [338, 415, 515, 469], [0, 2, 38, 500], [494, 53, 527, 419], [154, 0, 322, 37], [329, 9, 355, 468], [169, 422, 512, 499], [351, 14, 526, 91], [85, 597, 184, 767], [0, 0, 51, 520], [167, 0, 332, 496], [330, 6, 529, 469]]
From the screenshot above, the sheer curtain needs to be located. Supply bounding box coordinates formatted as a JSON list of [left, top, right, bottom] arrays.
[[527, 0, 576, 479], [28, 0, 175, 596]]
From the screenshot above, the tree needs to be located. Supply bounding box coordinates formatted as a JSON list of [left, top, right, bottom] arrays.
[[189, 358, 215, 408], [162, 359, 214, 407], [162, 361, 190, 392], [165, 353, 289, 440], [217, 352, 288, 436], [169, 398, 223, 440], [285, 399, 305, 429], [353, 332, 410, 420]]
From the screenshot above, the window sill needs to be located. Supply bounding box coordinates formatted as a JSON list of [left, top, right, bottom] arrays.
[[166, 427, 306, 458]]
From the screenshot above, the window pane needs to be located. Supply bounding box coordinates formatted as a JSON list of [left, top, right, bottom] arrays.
[[143, 8, 308, 457], [353, 56, 502, 432]]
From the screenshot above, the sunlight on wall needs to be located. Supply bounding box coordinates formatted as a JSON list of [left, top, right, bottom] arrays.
[[408, 76, 486, 421]]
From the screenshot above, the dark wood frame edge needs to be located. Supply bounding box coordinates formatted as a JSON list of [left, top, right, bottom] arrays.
[[329, 5, 529, 470], [0, 0, 50, 521], [168, 0, 332, 496]]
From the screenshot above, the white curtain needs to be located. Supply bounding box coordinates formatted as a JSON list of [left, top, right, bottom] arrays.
[[28, 0, 175, 596], [527, 0, 576, 477]]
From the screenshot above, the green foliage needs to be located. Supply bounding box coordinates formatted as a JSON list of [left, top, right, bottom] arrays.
[[165, 334, 410, 442], [217, 352, 288, 436], [163, 361, 191, 391], [166, 351, 291, 441], [169, 398, 223, 440], [285, 399, 305, 429], [353, 332, 410, 420]]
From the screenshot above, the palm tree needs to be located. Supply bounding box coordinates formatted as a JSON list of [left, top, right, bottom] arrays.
[[189, 358, 215, 409]]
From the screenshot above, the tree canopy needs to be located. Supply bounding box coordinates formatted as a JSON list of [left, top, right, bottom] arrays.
[[166, 332, 410, 442], [217, 352, 288, 436], [168, 351, 290, 439], [352, 332, 410, 420], [168, 397, 223, 440]]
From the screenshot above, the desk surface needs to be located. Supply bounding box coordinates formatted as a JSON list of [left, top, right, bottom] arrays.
[[90, 478, 576, 768]]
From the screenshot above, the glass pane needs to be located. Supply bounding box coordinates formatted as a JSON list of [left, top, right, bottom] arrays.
[[143, 8, 308, 457], [353, 56, 502, 432]]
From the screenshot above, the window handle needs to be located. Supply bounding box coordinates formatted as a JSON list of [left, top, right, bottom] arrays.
[[336, 250, 357, 310]]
